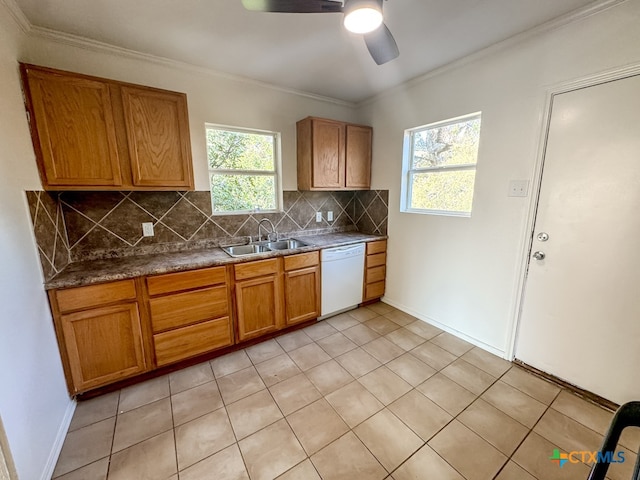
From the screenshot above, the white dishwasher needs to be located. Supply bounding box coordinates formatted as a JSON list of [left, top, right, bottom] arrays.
[[320, 243, 365, 319]]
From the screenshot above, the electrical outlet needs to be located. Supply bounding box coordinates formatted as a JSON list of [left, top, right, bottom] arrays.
[[142, 222, 154, 237], [315, 211, 322, 222], [327, 211, 334, 221], [508, 180, 529, 197]]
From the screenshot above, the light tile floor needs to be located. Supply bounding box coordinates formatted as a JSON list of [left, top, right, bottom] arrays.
[[53, 302, 640, 480]]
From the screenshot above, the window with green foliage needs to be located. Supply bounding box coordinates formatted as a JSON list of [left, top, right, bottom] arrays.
[[401, 113, 481, 216], [206, 125, 281, 214]]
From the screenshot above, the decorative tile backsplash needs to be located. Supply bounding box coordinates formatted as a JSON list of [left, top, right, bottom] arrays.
[[26, 191, 71, 280], [26, 189, 388, 279]]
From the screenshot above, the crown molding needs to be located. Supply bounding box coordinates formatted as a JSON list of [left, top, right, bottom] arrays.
[[356, 0, 628, 107], [3, 0, 626, 109], [26, 25, 356, 108], [1, 0, 31, 33]]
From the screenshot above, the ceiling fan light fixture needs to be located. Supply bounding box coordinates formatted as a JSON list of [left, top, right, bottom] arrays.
[[343, 0, 383, 34]]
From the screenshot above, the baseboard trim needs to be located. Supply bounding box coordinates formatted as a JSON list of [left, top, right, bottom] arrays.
[[40, 399, 76, 480], [513, 359, 619, 412], [380, 297, 507, 359]]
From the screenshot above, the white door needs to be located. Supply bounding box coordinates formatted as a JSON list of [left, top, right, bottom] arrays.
[[516, 74, 640, 405]]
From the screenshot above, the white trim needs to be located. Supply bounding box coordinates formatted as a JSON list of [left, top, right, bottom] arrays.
[[401, 208, 471, 218], [3, 0, 624, 107], [0, 0, 31, 33], [381, 297, 507, 359], [507, 61, 640, 360], [400, 113, 481, 217], [39, 399, 76, 480], [26, 26, 356, 108], [206, 124, 282, 214], [357, 0, 628, 107]]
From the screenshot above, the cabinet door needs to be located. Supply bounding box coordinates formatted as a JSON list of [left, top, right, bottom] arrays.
[[345, 125, 372, 189], [24, 69, 123, 187], [235, 275, 283, 342], [61, 303, 146, 392], [284, 266, 320, 325], [312, 119, 345, 189], [121, 86, 194, 188]]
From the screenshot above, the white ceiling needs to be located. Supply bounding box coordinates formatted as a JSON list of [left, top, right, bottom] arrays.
[[13, 0, 602, 103]]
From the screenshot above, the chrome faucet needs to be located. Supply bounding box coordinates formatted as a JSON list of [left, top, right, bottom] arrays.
[[257, 218, 277, 242]]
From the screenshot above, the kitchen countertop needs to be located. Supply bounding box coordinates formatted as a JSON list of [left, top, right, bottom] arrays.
[[45, 232, 386, 290]]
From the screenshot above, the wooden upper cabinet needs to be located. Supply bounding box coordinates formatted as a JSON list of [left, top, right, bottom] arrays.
[[297, 116, 372, 191], [345, 125, 372, 189], [121, 86, 193, 188], [311, 118, 345, 189], [23, 68, 123, 187], [20, 64, 194, 191]]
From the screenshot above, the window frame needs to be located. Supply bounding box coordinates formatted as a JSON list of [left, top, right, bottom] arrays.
[[400, 112, 481, 217], [205, 123, 283, 215]]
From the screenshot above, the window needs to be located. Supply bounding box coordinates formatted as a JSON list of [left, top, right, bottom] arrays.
[[206, 124, 282, 214], [401, 113, 481, 216]]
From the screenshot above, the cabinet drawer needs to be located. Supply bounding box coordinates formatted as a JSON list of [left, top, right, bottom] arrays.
[[366, 265, 386, 284], [56, 280, 137, 313], [149, 285, 228, 333], [147, 266, 226, 296], [235, 258, 278, 280], [366, 240, 387, 255], [366, 252, 386, 269], [365, 281, 385, 301], [154, 316, 232, 367], [284, 251, 319, 271]]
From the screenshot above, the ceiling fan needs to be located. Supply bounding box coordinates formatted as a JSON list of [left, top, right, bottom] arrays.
[[241, 0, 399, 65]]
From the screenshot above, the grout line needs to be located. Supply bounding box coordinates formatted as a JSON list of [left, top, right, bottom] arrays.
[[63, 305, 601, 480]]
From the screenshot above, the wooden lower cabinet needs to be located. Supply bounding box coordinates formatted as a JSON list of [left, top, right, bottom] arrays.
[[49, 280, 148, 394], [61, 303, 146, 392], [146, 266, 233, 366], [235, 270, 284, 342], [363, 240, 387, 302], [154, 317, 232, 367], [284, 252, 320, 326], [49, 249, 329, 395]]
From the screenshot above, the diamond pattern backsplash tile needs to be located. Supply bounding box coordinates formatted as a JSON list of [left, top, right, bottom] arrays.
[[26, 190, 388, 265], [25, 191, 71, 281]]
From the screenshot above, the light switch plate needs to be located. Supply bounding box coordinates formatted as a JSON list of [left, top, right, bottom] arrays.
[[142, 222, 154, 237], [508, 180, 529, 197], [315, 212, 322, 222], [327, 211, 334, 221]]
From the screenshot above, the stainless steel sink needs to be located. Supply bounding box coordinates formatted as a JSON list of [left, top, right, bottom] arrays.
[[222, 238, 309, 257], [222, 244, 270, 257], [265, 239, 309, 250]]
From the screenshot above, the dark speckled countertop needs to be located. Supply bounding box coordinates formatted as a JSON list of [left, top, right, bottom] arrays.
[[45, 232, 386, 290]]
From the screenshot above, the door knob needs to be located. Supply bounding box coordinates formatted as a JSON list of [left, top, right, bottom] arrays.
[[533, 251, 546, 260], [537, 232, 549, 242]]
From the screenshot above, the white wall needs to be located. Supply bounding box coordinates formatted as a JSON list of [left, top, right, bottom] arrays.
[[0, 3, 361, 478], [0, 4, 74, 479], [358, 1, 640, 356]]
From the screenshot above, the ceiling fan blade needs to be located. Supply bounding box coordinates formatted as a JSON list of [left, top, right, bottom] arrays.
[[364, 23, 399, 65], [241, 0, 343, 13]]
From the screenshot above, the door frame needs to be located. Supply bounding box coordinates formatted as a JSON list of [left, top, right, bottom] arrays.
[[0, 415, 17, 480], [506, 62, 640, 360]]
